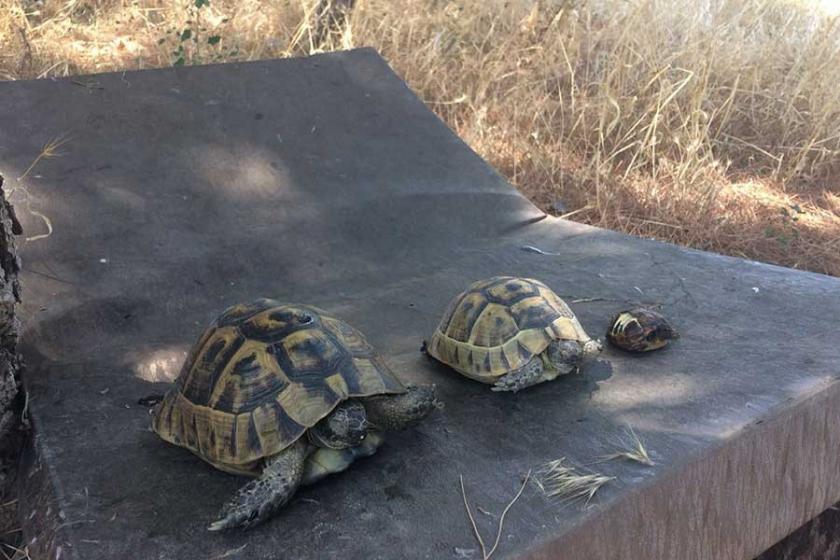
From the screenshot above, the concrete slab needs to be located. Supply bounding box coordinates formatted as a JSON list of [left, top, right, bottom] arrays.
[[2, 49, 840, 560]]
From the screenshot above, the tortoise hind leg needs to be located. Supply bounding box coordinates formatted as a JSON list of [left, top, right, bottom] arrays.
[[208, 440, 307, 531], [491, 356, 545, 392]]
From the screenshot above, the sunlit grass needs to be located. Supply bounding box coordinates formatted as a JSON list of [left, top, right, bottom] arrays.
[[2, 0, 839, 274]]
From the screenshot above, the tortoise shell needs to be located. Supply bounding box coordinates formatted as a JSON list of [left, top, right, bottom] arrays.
[[152, 299, 406, 473], [427, 277, 595, 382], [607, 307, 678, 352]]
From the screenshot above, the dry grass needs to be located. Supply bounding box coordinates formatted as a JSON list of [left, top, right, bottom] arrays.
[[1, 0, 839, 273], [0, 543, 30, 560], [459, 470, 531, 560], [599, 427, 655, 466], [17, 134, 71, 182], [534, 458, 614, 503]]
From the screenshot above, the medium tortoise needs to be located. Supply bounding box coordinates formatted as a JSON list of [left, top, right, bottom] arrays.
[[607, 307, 679, 352], [152, 299, 437, 531], [426, 277, 601, 392]]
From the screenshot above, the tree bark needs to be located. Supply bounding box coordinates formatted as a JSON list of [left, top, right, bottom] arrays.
[[0, 174, 22, 451]]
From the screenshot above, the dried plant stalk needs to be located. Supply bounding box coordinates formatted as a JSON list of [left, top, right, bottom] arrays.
[[535, 459, 614, 504], [600, 427, 655, 466], [460, 469, 531, 560]]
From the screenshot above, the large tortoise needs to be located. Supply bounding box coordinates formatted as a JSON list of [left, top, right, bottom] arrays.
[[426, 277, 601, 392], [152, 299, 437, 530]]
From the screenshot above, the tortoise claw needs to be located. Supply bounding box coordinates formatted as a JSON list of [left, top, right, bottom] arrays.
[[208, 504, 260, 531], [208, 441, 306, 531]]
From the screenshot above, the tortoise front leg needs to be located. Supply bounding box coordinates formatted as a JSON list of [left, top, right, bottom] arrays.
[[491, 355, 546, 392], [363, 385, 438, 432], [208, 439, 307, 531]]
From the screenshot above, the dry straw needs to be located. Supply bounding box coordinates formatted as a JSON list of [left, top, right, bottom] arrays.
[[1, 0, 839, 273], [0, 543, 31, 560], [460, 470, 531, 560], [599, 426, 655, 466], [2, 133, 71, 243], [534, 458, 614, 504], [17, 134, 71, 182]]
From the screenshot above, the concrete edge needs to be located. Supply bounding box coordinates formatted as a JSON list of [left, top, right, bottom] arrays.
[[19, 427, 66, 558], [527, 377, 840, 559]]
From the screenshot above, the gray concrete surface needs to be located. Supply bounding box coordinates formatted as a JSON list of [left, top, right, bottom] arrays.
[[2, 49, 840, 560]]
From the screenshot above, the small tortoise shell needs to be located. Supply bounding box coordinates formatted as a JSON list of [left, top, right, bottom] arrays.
[[427, 277, 595, 382]]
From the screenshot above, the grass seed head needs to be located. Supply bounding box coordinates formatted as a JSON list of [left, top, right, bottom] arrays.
[[535, 458, 614, 504]]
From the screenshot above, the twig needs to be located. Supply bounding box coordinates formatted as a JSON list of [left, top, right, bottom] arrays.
[[631, 218, 685, 230], [486, 470, 531, 559], [460, 470, 532, 560], [24, 204, 53, 242], [557, 205, 594, 220], [459, 475, 487, 560], [424, 94, 469, 105], [53, 519, 94, 531], [15, 27, 32, 76], [1, 543, 30, 560]]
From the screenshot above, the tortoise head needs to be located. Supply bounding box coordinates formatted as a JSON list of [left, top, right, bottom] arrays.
[[607, 308, 679, 352], [581, 338, 603, 359], [309, 400, 368, 449], [545, 338, 601, 374]]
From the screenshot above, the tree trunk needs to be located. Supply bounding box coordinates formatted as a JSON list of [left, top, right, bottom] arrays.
[[0, 175, 22, 547]]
